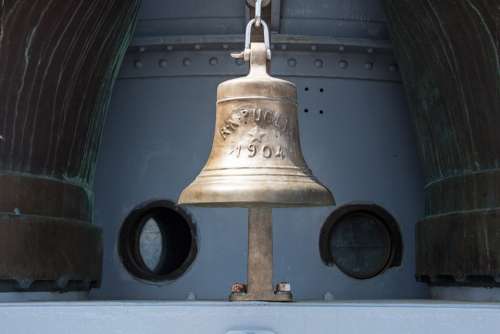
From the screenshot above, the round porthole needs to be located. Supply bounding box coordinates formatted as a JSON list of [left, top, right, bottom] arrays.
[[319, 203, 403, 279], [119, 200, 197, 282]]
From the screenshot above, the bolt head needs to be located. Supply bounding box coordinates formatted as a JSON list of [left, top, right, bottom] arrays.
[[275, 282, 291, 292], [231, 283, 247, 293]]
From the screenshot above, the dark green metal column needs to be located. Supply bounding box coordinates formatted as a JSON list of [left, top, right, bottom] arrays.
[[384, 0, 499, 285], [0, 0, 140, 291]]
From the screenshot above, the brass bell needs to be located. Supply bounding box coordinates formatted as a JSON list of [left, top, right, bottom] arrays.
[[179, 16, 334, 302], [178, 44, 334, 207]]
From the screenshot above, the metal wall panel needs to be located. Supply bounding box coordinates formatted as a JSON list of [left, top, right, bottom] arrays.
[[92, 47, 427, 299], [281, 0, 389, 39]]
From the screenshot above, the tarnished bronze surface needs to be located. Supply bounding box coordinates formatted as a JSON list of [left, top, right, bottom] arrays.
[[230, 208, 292, 302], [179, 43, 334, 207], [384, 0, 499, 285], [0, 0, 140, 291], [0, 215, 102, 292], [181, 41, 332, 301]]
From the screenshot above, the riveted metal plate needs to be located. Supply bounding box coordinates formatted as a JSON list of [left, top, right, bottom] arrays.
[[119, 50, 400, 82]]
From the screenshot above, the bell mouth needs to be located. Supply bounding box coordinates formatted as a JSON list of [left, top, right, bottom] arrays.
[[178, 174, 334, 208]]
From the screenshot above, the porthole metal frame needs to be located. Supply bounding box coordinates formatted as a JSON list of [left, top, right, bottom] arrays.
[[319, 202, 403, 279], [118, 200, 198, 283]]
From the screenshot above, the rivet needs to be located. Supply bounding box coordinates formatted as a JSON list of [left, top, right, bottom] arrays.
[[158, 59, 167, 68], [338, 59, 348, 69], [166, 45, 173, 51], [338, 45, 345, 52], [183, 58, 192, 66], [389, 63, 399, 72], [209, 57, 218, 65], [134, 60, 143, 69], [367, 47, 374, 54], [222, 44, 229, 50], [139, 46, 146, 53], [311, 45, 317, 51], [364, 62, 373, 70], [281, 44, 287, 51], [194, 44, 201, 50], [314, 59, 324, 68], [287, 58, 297, 67]]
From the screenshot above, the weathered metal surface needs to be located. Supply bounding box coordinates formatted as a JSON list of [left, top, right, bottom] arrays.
[[178, 43, 334, 207], [0, 0, 140, 291], [230, 208, 292, 301], [135, 0, 389, 40], [384, 0, 500, 285], [0, 216, 102, 292], [246, 208, 273, 296]]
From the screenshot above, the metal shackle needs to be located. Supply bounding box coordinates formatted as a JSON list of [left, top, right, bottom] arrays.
[[231, 18, 272, 61]]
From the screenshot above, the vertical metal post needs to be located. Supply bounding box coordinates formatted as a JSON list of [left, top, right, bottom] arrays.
[[247, 207, 273, 295], [230, 207, 292, 301]]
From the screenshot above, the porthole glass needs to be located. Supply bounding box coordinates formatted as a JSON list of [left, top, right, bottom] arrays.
[[320, 203, 403, 279], [119, 200, 197, 282], [139, 217, 163, 272]]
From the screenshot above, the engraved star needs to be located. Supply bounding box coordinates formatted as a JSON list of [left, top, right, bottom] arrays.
[[247, 126, 266, 144]]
